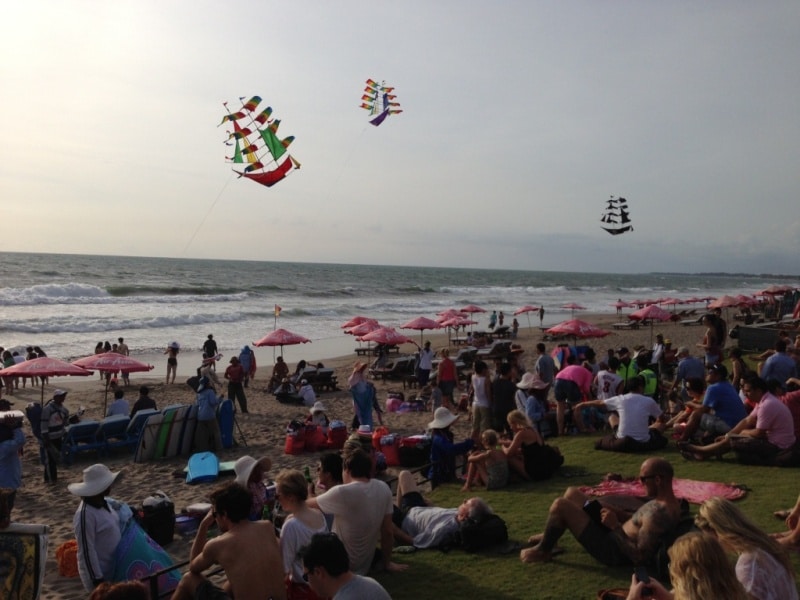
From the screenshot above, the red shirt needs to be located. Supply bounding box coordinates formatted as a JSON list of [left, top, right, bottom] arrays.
[[225, 363, 245, 383]]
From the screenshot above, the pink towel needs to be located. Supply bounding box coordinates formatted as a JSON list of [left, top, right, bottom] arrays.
[[579, 477, 746, 505]]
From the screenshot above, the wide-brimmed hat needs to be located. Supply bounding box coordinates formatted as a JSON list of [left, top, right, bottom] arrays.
[[428, 407, 458, 430], [353, 361, 368, 371], [310, 401, 326, 414], [517, 371, 548, 390], [68, 464, 121, 497], [510, 344, 524, 354], [234, 455, 272, 487]]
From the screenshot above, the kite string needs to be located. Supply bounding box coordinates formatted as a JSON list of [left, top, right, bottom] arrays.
[[182, 172, 235, 255]]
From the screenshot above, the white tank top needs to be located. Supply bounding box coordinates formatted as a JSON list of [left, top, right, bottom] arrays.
[[472, 374, 490, 408]]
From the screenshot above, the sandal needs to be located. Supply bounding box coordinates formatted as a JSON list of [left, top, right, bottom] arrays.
[[679, 449, 705, 462], [774, 510, 791, 520]]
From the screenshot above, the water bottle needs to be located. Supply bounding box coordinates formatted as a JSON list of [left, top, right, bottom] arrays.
[[303, 466, 312, 483]]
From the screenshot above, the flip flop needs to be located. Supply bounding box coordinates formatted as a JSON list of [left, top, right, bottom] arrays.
[[679, 449, 705, 462], [774, 510, 791, 520]]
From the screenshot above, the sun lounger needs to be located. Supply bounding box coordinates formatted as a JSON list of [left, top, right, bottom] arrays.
[[61, 420, 103, 464], [612, 321, 639, 330], [476, 340, 513, 361], [493, 325, 512, 338], [97, 414, 131, 448], [108, 410, 158, 453]]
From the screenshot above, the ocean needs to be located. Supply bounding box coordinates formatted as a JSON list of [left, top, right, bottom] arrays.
[[0, 252, 796, 368]]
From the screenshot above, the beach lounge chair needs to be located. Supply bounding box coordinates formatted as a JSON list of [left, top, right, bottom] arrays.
[[97, 414, 131, 449], [493, 325, 512, 338], [108, 408, 160, 453], [61, 420, 103, 464], [476, 340, 513, 361]]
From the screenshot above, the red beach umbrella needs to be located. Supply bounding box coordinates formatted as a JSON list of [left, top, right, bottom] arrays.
[[561, 303, 586, 318], [359, 327, 417, 347], [460, 304, 487, 314], [629, 304, 675, 346], [400, 316, 443, 347], [545, 319, 610, 340], [346, 321, 381, 337], [340, 315, 373, 329], [514, 305, 540, 330], [72, 354, 155, 413], [0, 357, 93, 403], [707, 295, 741, 309], [253, 328, 311, 358]]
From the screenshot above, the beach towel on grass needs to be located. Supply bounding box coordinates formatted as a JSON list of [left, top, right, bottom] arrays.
[[0, 523, 48, 600], [579, 477, 746, 505]]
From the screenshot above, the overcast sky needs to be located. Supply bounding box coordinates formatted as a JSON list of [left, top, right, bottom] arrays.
[[2, 1, 799, 275]]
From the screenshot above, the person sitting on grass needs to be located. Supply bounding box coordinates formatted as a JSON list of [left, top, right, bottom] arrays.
[[461, 429, 508, 491], [427, 407, 474, 488], [579, 376, 667, 453], [673, 364, 746, 443], [392, 469, 493, 549], [772, 492, 800, 552], [695, 496, 797, 600], [502, 409, 562, 481], [520, 458, 682, 566], [625, 531, 749, 600], [678, 375, 796, 463]]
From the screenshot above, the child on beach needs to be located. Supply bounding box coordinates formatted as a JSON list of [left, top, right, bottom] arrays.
[[461, 429, 508, 492]]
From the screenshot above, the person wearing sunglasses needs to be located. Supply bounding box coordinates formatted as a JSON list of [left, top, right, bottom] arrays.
[[520, 457, 682, 568]]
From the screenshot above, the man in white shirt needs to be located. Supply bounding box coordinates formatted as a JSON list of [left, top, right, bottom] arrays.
[[307, 449, 407, 575]]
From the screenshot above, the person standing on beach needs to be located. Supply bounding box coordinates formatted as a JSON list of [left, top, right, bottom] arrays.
[[193, 377, 223, 452], [532, 343, 555, 408], [539, 306, 545, 326], [117, 338, 130, 386], [41, 389, 69, 483], [489, 311, 497, 330], [203, 334, 218, 371], [238, 345, 256, 388], [225, 356, 248, 413], [0, 403, 25, 528], [416, 340, 434, 387], [164, 343, 179, 384]]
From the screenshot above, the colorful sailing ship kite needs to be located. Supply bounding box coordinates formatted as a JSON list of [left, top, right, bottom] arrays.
[[600, 195, 633, 235], [360, 79, 402, 126], [220, 96, 300, 188]]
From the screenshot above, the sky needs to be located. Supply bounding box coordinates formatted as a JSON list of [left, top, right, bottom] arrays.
[[2, 1, 799, 275]]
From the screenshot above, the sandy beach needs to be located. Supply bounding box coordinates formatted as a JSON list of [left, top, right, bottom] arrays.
[[7, 312, 716, 599]]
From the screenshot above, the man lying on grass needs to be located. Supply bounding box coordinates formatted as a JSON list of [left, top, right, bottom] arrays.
[[520, 457, 681, 566]]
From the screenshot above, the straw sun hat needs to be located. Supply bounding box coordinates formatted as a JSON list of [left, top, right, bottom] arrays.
[[428, 407, 458, 430], [234, 456, 272, 487], [309, 401, 326, 414], [67, 464, 121, 497], [517, 372, 549, 390]]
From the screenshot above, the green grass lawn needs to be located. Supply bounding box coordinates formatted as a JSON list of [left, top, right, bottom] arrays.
[[376, 436, 800, 599]]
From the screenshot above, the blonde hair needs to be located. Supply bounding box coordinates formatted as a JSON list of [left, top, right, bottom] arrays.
[[481, 429, 498, 447], [440, 348, 450, 358], [274, 469, 308, 502], [506, 409, 532, 428], [696, 496, 794, 578], [668, 532, 748, 600]]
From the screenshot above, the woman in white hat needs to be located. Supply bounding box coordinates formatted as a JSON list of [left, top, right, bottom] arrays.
[[69, 464, 122, 591], [428, 407, 474, 488], [307, 401, 330, 433], [233, 455, 272, 521]]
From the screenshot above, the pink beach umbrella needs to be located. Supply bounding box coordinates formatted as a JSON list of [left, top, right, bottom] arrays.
[[72, 354, 155, 413], [514, 305, 540, 330], [460, 304, 487, 314], [400, 317, 444, 347], [707, 295, 741, 309], [346, 320, 381, 337], [340, 316, 374, 329], [629, 304, 675, 346], [253, 328, 311, 358], [0, 357, 93, 403], [561, 303, 586, 318], [359, 327, 417, 347], [546, 319, 610, 341]]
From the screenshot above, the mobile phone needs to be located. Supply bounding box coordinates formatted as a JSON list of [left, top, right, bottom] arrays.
[[635, 566, 653, 597], [583, 499, 603, 523]]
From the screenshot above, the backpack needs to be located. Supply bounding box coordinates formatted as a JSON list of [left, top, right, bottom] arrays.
[[456, 513, 508, 552]]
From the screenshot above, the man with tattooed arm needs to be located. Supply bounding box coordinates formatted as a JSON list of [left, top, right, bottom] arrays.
[[520, 458, 681, 566]]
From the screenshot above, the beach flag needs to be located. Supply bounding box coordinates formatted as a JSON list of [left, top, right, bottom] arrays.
[[275, 305, 282, 317]]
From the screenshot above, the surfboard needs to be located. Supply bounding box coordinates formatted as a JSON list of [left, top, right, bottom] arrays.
[[166, 405, 190, 458], [177, 404, 198, 457], [186, 451, 220, 484], [155, 409, 177, 459], [217, 399, 234, 449], [135, 413, 164, 463]]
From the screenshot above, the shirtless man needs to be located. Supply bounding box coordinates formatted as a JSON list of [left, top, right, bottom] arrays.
[[520, 457, 681, 566], [171, 482, 285, 600]]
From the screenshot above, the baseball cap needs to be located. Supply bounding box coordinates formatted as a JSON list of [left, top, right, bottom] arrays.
[[707, 364, 728, 378]]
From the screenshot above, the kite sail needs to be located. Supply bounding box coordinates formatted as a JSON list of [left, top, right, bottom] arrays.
[[220, 96, 300, 188], [600, 195, 633, 235], [360, 79, 402, 126]]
